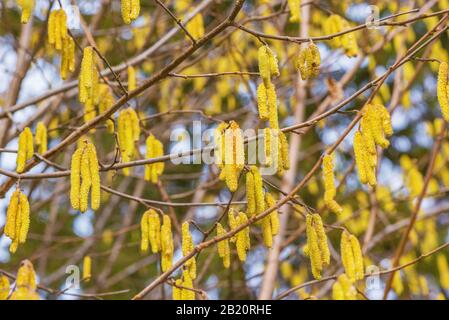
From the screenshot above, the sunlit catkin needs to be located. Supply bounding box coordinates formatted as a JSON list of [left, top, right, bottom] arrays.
[[10, 260, 40, 300], [296, 42, 320, 80], [437, 61, 449, 122], [246, 166, 265, 217], [0, 274, 10, 300], [121, 0, 140, 24], [181, 270, 195, 300], [16, 127, 34, 173], [306, 214, 330, 279], [340, 231, 364, 281], [437, 254, 449, 289], [322, 154, 343, 214], [5, 188, 30, 253], [216, 223, 230, 268], [141, 209, 161, 253], [229, 211, 250, 262], [61, 36, 75, 80], [220, 121, 244, 192], [35, 122, 47, 154], [161, 215, 174, 272], [83, 256, 91, 281], [257, 83, 268, 120], [261, 192, 279, 248], [144, 134, 165, 183], [117, 108, 140, 175], [128, 66, 136, 92], [79, 46, 98, 104], [70, 140, 101, 213], [332, 274, 357, 300], [17, 0, 35, 23], [182, 222, 196, 280]]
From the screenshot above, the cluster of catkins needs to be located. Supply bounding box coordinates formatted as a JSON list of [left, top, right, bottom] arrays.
[[214, 121, 245, 192], [1, 260, 40, 300], [263, 128, 290, 175], [16, 123, 48, 173], [70, 139, 101, 213], [323, 14, 359, 57], [140, 211, 174, 272], [121, 0, 140, 24], [5, 189, 30, 253], [48, 9, 75, 80], [145, 135, 165, 183], [353, 103, 393, 186]]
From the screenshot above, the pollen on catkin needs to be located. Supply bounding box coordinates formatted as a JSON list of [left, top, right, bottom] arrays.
[[117, 108, 140, 175], [141, 209, 161, 253], [10, 260, 40, 300], [161, 215, 174, 272], [5, 188, 30, 253], [16, 127, 34, 173], [219, 121, 245, 192], [144, 134, 165, 183], [17, 0, 35, 23], [216, 223, 230, 268], [182, 222, 196, 280], [322, 154, 343, 214], [83, 256, 91, 281], [437, 61, 449, 122], [295, 42, 320, 80], [79, 46, 99, 108], [35, 122, 47, 154], [70, 140, 101, 213], [340, 231, 364, 281], [306, 214, 330, 279]]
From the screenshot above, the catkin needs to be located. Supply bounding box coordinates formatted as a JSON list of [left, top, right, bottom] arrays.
[[16, 127, 34, 173], [216, 223, 230, 268], [437, 61, 449, 122], [128, 66, 136, 92], [340, 231, 364, 281], [35, 122, 47, 154], [10, 260, 40, 300], [182, 222, 196, 280], [322, 154, 343, 214], [258, 46, 271, 85], [437, 254, 449, 289], [332, 274, 357, 300], [261, 192, 279, 248], [161, 215, 174, 272], [141, 209, 161, 253], [61, 36, 75, 80], [117, 108, 141, 175], [121, 0, 140, 24], [296, 42, 320, 80], [288, 0, 301, 22], [229, 211, 250, 262], [70, 140, 101, 213], [83, 256, 92, 281], [257, 83, 268, 120], [144, 135, 165, 183], [181, 270, 195, 300], [306, 214, 330, 279], [0, 275, 10, 300], [186, 13, 205, 40], [5, 188, 30, 253], [220, 121, 245, 192], [17, 0, 35, 24], [323, 14, 358, 57]]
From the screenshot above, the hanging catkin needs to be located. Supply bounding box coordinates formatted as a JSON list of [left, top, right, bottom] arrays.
[[332, 274, 357, 300], [182, 222, 197, 280], [216, 223, 230, 268], [144, 134, 165, 183], [437, 61, 449, 122], [17, 0, 35, 24], [180, 270, 195, 300], [35, 122, 48, 154], [322, 154, 343, 214], [306, 214, 330, 279], [288, 0, 301, 22], [5, 188, 30, 253], [83, 256, 92, 281], [121, 0, 140, 24], [340, 230, 364, 281], [246, 166, 265, 217], [161, 215, 174, 272], [323, 14, 359, 57], [10, 260, 40, 300], [16, 127, 34, 173], [261, 192, 280, 248], [228, 210, 250, 262], [0, 274, 10, 300], [295, 42, 321, 80], [140, 209, 161, 253], [117, 107, 140, 175], [70, 139, 101, 213]]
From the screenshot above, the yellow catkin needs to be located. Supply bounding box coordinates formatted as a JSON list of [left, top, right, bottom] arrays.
[[296, 42, 320, 80], [437, 254, 449, 289], [349, 233, 364, 280], [214, 122, 227, 168], [140, 211, 149, 252], [144, 135, 165, 183], [79, 47, 93, 103], [161, 215, 174, 272], [278, 131, 290, 172], [341, 231, 355, 281], [61, 36, 75, 80], [266, 82, 279, 129], [353, 131, 368, 184], [437, 61, 449, 122], [216, 223, 230, 268], [70, 140, 101, 213], [313, 214, 330, 265], [288, 0, 301, 22], [148, 210, 161, 253], [332, 274, 357, 300], [35, 122, 47, 154], [257, 83, 268, 120], [121, 0, 131, 24], [117, 108, 140, 175], [306, 214, 322, 279], [233, 211, 250, 262], [97, 85, 115, 133], [172, 279, 182, 300], [182, 222, 196, 280], [0, 275, 10, 300], [258, 46, 271, 85], [267, 47, 280, 79], [83, 256, 91, 281], [252, 166, 265, 215], [181, 270, 195, 300], [130, 0, 140, 20], [16, 127, 34, 173], [128, 66, 136, 92], [186, 13, 205, 40], [18, 0, 35, 24], [261, 192, 279, 248], [4, 189, 30, 253], [222, 121, 244, 192], [10, 260, 40, 300], [48, 10, 56, 45], [322, 154, 343, 214]]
